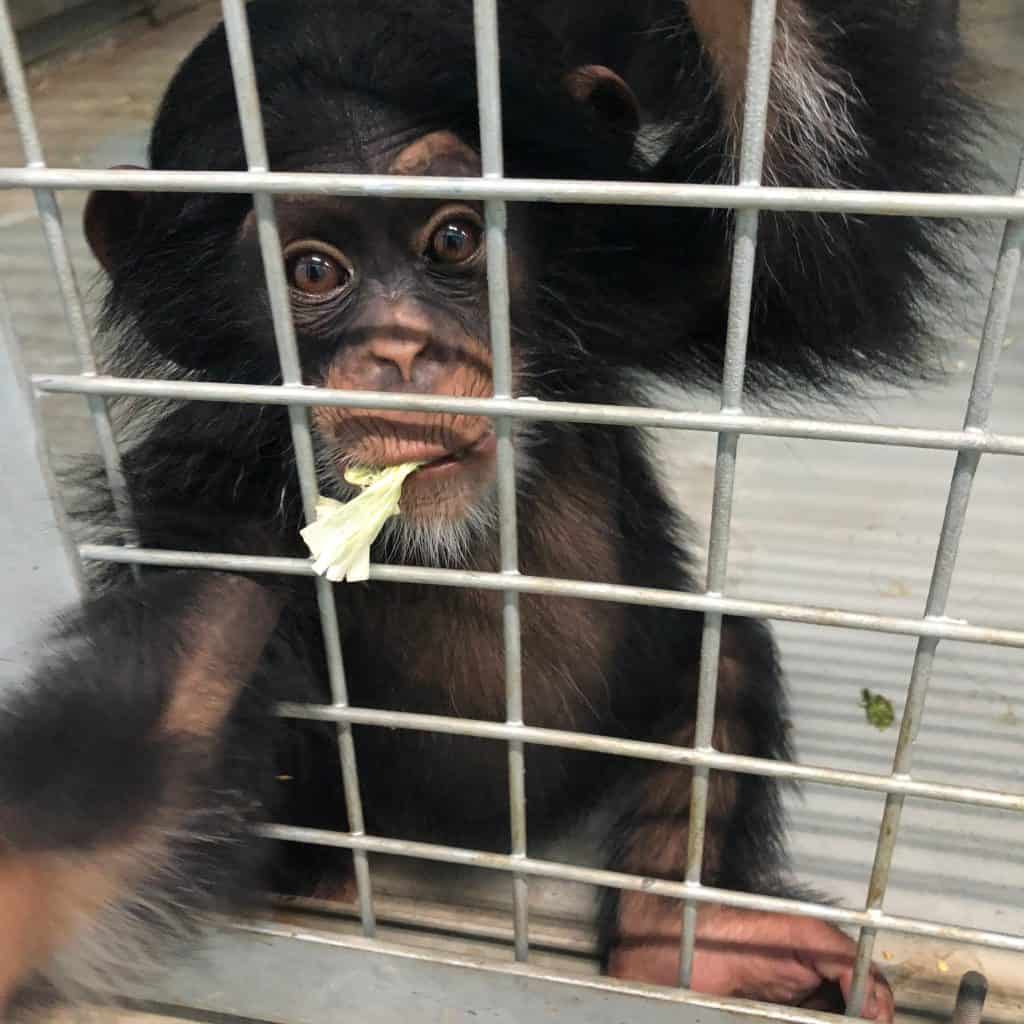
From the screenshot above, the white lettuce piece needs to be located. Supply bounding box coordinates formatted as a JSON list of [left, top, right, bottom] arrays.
[[300, 462, 422, 583]]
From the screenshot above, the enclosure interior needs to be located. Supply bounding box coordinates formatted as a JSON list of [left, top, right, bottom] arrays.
[[0, 1, 1023, 1022]]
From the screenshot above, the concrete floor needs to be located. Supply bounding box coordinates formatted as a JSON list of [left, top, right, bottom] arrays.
[[0, 1, 1023, 1021]]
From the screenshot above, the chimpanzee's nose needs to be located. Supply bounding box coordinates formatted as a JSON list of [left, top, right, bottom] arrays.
[[367, 337, 429, 384]]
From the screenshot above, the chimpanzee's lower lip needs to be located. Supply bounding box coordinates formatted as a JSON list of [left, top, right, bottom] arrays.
[[415, 431, 497, 475]]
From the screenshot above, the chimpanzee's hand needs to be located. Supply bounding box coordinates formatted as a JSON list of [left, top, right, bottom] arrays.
[[607, 905, 894, 1021], [692, 907, 894, 1020]]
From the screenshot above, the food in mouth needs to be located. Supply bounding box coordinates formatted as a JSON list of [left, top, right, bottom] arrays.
[[302, 461, 422, 582]]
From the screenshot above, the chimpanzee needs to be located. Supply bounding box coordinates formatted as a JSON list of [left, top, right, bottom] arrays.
[[0, 0, 979, 1018]]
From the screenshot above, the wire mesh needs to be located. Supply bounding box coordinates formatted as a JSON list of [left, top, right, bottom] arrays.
[[1, 0, 1024, 1021]]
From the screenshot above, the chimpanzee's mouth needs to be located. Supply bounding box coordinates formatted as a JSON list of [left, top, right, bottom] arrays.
[[364, 427, 498, 524], [340, 427, 497, 479], [414, 430, 497, 476]]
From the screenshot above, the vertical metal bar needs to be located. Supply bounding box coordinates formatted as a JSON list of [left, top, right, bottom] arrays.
[[218, 0, 376, 937], [471, 0, 529, 962], [846, 147, 1024, 1016], [678, 0, 778, 987], [0, 284, 85, 593], [0, 0, 137, 555]]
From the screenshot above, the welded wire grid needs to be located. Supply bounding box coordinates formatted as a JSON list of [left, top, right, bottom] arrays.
[[0, 0, 1023, 1020]]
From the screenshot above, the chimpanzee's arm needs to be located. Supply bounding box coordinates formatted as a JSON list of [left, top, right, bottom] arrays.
[[0, 571, 283, 1015], [602, 617, 895, 1020]]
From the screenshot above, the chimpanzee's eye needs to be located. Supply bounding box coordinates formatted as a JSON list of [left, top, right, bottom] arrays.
[[428, 219, 483, 265], [284, 244, 354, 298]]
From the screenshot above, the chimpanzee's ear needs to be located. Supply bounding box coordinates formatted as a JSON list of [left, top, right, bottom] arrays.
[[563, 64, 640, 139], [84, 166, 146, 274]]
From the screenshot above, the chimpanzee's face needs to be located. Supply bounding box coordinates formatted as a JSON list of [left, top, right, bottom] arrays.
[[236, 128, 535, 548]]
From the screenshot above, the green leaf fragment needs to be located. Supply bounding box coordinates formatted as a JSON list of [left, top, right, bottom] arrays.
[[860, 688, 895, 731], [300, 462, 422, 583]]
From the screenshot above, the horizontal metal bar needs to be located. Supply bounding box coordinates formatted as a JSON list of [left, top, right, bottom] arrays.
[[256, 824, 1024, 955], [199, 920, 852, 1024], [273, 702, 1024, 812], [33, 374, 1024, 456], [77, 543, 1024, 649], [1, 166, 1022, 219]]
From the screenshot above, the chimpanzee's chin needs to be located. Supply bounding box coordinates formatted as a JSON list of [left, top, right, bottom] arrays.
[[399, 448, 496, 519], [401, 461, 498, 522], [379, 490, 499, 569]]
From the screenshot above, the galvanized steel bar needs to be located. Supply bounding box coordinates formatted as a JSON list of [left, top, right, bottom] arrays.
[[680, 0, 778, 987], [0, 0, 137, 555], [271, 702, 1024, 813], [76, 542, 1024, 649], [846, 147, 1024, 1016], [471, 0, 529, 963], [1, 166, 1023, 219], [33, 371, 1024, 456], [218, 0, 376, 937], [256, 823, 1024, 956], [0, 285, 85, 593], [163, 919, 855, 1024], [154, 919, 859, 1024]]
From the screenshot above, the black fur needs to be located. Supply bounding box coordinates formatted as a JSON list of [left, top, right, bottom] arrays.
[[98, 0, 984, 391]]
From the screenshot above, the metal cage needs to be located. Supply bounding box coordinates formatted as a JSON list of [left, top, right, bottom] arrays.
[[0, 0, 1022, 1021]]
